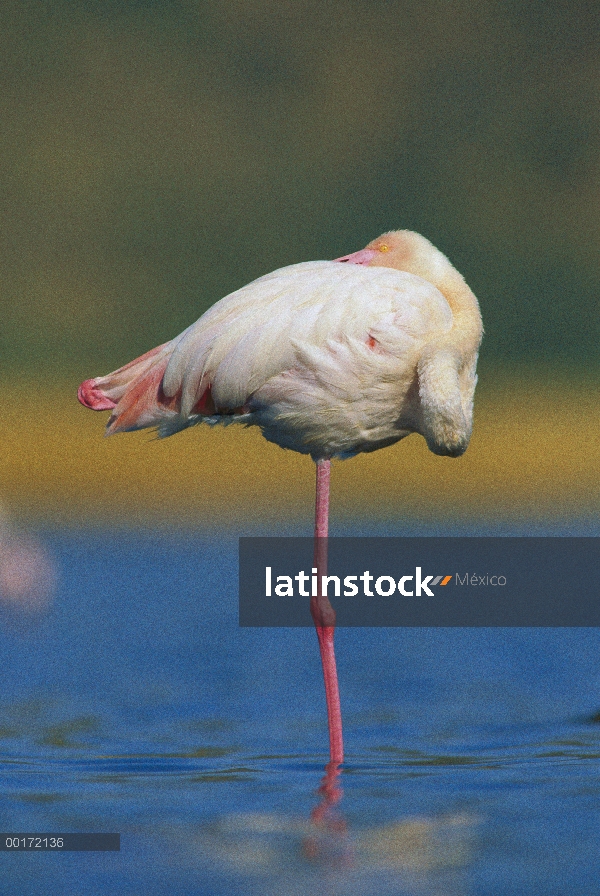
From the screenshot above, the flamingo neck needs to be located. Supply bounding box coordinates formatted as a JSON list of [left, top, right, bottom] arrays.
[[436, 270, 483, 351]]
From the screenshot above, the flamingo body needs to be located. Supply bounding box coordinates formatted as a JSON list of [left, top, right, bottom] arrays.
[[79, 231, 482, 461]]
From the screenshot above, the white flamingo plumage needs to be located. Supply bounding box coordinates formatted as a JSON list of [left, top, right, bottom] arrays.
[[78, 230, 483, 766]]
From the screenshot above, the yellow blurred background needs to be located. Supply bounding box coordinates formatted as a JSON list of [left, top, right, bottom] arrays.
[[3, 376, 597, 527]]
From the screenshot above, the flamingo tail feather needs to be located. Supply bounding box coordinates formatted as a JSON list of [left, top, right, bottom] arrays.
[[78, 343, 229, 437]]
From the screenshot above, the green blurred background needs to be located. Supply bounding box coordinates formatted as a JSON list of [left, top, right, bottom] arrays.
[[1, 0, 598, 528], [2, 0, 598, 379]]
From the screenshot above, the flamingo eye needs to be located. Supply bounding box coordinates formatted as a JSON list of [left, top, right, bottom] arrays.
[[378, 244, 390, 252]]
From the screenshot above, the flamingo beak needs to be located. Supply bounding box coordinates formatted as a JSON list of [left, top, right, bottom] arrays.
[[334, 248, 377, 265]]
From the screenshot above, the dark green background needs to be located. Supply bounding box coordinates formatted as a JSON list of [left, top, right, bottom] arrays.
[[2, 0, 598, 377]]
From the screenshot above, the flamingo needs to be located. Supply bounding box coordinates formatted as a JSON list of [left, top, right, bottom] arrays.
[[78, 230, 483, 767]]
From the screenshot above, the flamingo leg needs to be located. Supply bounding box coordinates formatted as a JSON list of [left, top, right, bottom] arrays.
[[311, 459, 344, 766]]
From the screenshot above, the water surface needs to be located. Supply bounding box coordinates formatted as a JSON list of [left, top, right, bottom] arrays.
[[1, 527, 599, 894]]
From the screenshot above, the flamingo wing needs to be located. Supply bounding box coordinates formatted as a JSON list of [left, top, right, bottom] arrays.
[[79, 261, 454, 437]]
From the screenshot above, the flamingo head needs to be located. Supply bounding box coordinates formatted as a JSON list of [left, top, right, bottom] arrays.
[[335, 230, 452, 285]]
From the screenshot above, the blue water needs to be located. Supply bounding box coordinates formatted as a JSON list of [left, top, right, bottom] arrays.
[[1, 526, 600, 895]]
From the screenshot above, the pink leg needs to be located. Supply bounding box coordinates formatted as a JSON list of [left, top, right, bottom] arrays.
[[310, 459, 344, 766]]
